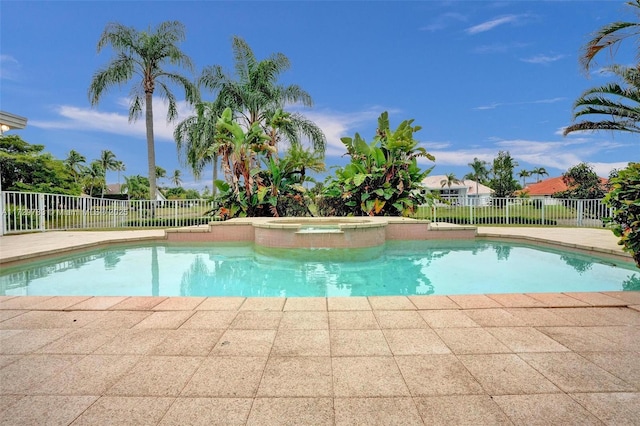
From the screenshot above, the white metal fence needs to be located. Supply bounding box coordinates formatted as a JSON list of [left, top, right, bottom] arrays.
[[0, 191, 612, 235], [1, 191, 220, 235], [417, 197, 612, 227]]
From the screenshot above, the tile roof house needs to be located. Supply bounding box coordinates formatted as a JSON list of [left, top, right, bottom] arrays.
[[522, 176, 608, 198]]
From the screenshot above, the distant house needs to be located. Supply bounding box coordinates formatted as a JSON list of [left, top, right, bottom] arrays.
[[521, 176, 608, 202], [106, 183, 167, 202], [421, 175, 493, 206], [106, 184, 123, 196]]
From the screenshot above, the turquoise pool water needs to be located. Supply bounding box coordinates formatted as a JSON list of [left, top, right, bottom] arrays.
[[0, 240, 637, 297]]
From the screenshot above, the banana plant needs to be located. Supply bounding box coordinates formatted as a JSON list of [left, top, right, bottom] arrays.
[[319, 111, 435, 216]]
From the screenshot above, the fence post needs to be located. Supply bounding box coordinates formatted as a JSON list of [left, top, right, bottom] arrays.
[[38, 193, 46, 231], [541, 201, 545, 225], [174, 201, 178, 227], [577, 200, 584, 227], [0, 187, 5, 237], [469, 203, 474, 225], [81, 197, 86, 229], [505, 199, 509, 225]]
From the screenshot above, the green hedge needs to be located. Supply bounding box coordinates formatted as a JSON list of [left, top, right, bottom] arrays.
[[434, 216, 558, 225]]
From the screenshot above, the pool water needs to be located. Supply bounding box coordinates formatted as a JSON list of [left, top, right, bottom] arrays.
[[0, 240, 637, 297]]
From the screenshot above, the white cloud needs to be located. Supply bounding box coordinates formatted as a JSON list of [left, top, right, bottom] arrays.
[[466, 15, 521, 34], [417, 136, 627, 178], [474, 97, 565, 111], [420, 12, 467, 32], [520, 54, 566, 65], [0, 54, 21, 81], [30, 98, 194, 142], [421, 149, 494, 167], [473, 42, 529, 54], [591, 162, 629, 177], [30, 99, 395, 158], [301, 107, 400, 157], [421, 141, 452, 150]]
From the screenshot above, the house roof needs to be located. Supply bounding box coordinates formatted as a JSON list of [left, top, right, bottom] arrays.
[[106, 183, 122, 194], [421, 175, 493, 195], [106, 183, 167, 201], [522, 176, 608, 196], [0, 110, 28, 132]]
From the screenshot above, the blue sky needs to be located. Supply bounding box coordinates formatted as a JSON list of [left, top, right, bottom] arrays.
[[1, 1, 636, 192]]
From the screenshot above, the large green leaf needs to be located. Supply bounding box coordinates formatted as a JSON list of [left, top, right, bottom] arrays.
[[353, 173, 367, 187], [214, 179, 230, 192]]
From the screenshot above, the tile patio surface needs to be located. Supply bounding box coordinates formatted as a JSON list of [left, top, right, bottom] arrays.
[[0, 227, 638, 425]]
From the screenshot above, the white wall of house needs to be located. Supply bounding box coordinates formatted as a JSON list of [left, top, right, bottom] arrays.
[[421, 176, 493, 206]]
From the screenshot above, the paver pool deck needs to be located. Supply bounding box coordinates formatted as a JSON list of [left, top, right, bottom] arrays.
[[0, 227, 638, 425]]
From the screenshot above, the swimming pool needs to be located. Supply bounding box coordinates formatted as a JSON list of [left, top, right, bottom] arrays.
[[1, 240, 637, 297]]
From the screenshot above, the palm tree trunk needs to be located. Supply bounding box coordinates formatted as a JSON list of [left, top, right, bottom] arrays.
[[146, 91, 157, 202], [212, 154, 218, 197]]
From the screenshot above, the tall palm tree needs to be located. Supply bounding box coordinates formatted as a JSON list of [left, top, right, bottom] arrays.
[[174, 101, 220, 193], [464, 157, 490, 204], [64, 150, 86, 183], [531, 166, 549, 182], [579, 0, 640, 73], [89, 20, 198, 200], [199, 36, 326, 154], [517, 169, 531, 188], [114, 161, 126, 188], [97, 150, 119, 197], [171, 169, 182, 187], [564, 65, 640, 135], [82, 161, 105, 197]]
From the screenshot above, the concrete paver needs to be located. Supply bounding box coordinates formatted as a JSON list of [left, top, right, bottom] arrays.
[[0, 227, 638, 424]]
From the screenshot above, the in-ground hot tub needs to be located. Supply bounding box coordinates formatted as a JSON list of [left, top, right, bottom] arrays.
[[252, 217, 387, 249]]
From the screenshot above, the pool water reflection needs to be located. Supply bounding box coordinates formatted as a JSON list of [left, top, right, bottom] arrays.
[[0, 240, 637, 297]]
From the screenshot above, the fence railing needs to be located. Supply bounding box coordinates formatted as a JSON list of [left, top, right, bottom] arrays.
[[414, 197, 611, 227], [1, 191, 612, 235], [1, 191, 221, 235]]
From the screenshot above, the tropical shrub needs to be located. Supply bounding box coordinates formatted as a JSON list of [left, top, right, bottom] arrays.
[[211, 108, 321, 218], [318, 112, 434, 216], [604, 162, 640, 267]]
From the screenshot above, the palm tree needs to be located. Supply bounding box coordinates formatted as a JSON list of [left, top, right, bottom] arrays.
[[198, 36, 326, 154], [97, 150, 119, 197], [464, 157, 490, 205], [114, 161, 126, 188], [280, 144, 325, 185], [174, 101, 220, 193], [517, 169, 531, 188], [122, 175, 150, 200], [89, 20, 198, 200], [564, 65, 640, 135], [566, 1, 640, 137], [579, 0, 640, 73], [440, 173, 461, 189], [171, 169, 182, 187], [155, 166, 167, 193], [82, 161, 105, 197], [64, 150, 86, 183], [531, 166, 549, 182]]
